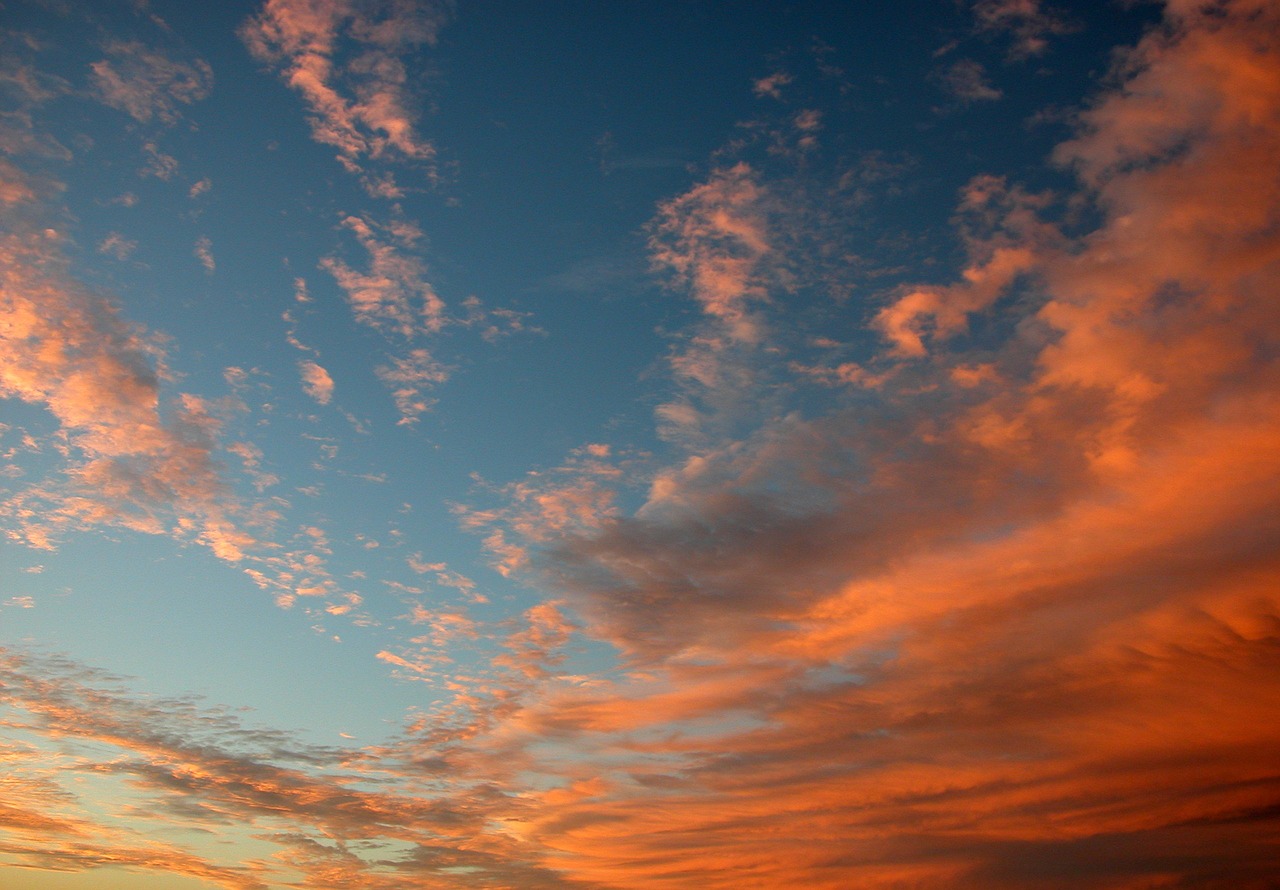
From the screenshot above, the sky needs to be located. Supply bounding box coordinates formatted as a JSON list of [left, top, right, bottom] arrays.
[[2, 0, 1279, 887]]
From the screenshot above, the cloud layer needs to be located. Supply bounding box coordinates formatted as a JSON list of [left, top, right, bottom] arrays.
[[3, 1, 1279, 888]]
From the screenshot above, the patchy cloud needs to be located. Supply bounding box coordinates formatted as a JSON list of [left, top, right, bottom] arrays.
[[97, 232, 137, 260], [89, 40, 212, 124], [650, 162, 771, 344], [752, 70, 792, 99], [4, 2, 1279, 888], [241, 0, 448, 192], [375, 348, 448, 425], [0, 165, 255, 563], [321, 213, 444, 337], [972, 0, 1077, 59]]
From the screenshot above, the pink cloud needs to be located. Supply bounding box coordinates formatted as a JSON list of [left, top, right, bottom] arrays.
[[752, 70, 792, 99], [240, 0, 447, 190], [374, 347, 448, 424], [650, 162, 771, 344], [321, 214, 445, 337], [298, 359, 334, 404], [0, 169, 263, 565], [89, 40, 212, 124], [194, 235, 215, 272]]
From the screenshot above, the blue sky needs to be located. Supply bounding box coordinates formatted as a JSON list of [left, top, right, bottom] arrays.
[[3, 1, 1280, 888]]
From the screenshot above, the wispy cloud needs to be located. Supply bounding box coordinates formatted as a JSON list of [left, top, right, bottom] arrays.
[[97, 232, 137, 260], [374, 348, 447, 425], [321, 213, 444, 337], [89, 40, 212, 124], [0, 648, 573, 889], [972, 0, 1077, 60], [241, 0, 449, 194], [940, 58, 1003, 103], [194, 234, 215, 272]]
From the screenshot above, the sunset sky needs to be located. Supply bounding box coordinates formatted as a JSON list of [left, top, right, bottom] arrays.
[[3, 0, 1279, 887]]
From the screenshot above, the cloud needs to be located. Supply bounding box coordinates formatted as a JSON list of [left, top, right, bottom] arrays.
[[649, 161, 771, 344], [940, 58, 1003, 103], [141, 141, 178, 179], [0, 647, 573, 890], [194, 234, 215, 272], [298, 359, 334, 404], [753, 70, 792, 99], [446, 3, 1280, 885], [97, 232, 137, 260], [321, 213, 445, 337], [240, 0, 448, 191], [6, 3, 1280, 888], [89, 40, 213, 124], [0, 169, 258, 563], [971, 0, 1077, 59], [374, 348, 447, 424]]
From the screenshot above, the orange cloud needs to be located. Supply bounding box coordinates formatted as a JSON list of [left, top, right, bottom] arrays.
[[459, 3, 1280, 886], [0, 212, 259, 560], [5, 3, 1279, 888], [298, 359, 334, 404], [240, 0, 446, 192], [321, 214, 445, 337], [650, 162, 771, 344]]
